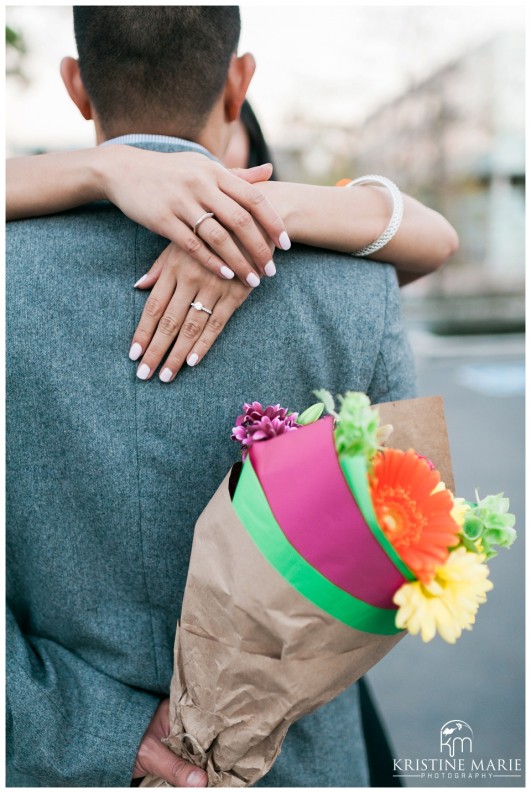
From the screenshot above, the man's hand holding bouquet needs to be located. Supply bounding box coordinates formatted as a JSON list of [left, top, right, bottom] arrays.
[[142, 391, 515, 787]]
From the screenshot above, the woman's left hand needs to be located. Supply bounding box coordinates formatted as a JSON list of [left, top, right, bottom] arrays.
[[129, 243, 253, 382], [100, 147, 287, 284]]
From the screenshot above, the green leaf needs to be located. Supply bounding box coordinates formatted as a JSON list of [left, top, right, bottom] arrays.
[[312, 388, 338, 419], [459, 534, 481, 554], [297, 402, 325, 426], [482, 546, 499, 561], [334, 392, 381, 463], [6, 26, 25, 53]]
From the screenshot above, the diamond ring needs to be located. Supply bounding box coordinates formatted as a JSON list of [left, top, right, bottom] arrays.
[[192, 212, 215, 235], [190, 301, 213, 315]]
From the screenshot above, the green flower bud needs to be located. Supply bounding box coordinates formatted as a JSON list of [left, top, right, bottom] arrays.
[[461, 492, 516, 559], [297, 402, 325, 426]]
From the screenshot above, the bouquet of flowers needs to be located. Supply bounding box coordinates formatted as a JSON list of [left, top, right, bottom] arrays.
[[142, 392, 515, 788]]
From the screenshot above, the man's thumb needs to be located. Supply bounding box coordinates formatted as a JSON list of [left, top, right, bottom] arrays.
[[156, 744, 207, 787]]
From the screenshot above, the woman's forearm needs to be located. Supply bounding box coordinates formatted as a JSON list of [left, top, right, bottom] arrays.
[[7, 147, 458, 284], [6, 149, 109, 221], [256, 180, 459, 277]]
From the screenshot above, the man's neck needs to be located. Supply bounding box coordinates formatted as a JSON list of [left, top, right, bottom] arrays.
[[94, 111, 228, 159]]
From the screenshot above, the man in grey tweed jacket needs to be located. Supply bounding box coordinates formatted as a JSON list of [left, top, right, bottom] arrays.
[[6, 6, 416, 787]]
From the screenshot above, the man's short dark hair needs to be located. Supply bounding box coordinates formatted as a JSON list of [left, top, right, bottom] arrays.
[[73, 6, 241, 138]]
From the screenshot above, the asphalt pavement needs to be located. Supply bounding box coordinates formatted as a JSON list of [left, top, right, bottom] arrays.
[[366, 331, 525, 788]]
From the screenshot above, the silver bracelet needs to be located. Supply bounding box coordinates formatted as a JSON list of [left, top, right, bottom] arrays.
[[345, 175, 404, 257]]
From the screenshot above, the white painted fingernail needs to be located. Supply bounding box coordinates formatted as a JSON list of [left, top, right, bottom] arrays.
[[246, 272, 260, 288], [220, 265, 235, 279], [264, 260, 276, 277], [136, 363, 150, 380], [187, 353, 199, 367], [134, 274, 148, 287], [159, 367, 173, 383], [129, 342, 143, 361], [279, 231, 291, 250]]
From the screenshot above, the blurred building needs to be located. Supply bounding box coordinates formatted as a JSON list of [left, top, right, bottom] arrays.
[[353, 32, 524, 294], [274, 32, 525, 330]]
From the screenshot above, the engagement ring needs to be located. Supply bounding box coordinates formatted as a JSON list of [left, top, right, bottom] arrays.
[[190, 301, 213, 315]]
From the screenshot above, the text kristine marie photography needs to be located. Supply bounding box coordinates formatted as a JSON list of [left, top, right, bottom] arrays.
[[393, 721, 524, 783]]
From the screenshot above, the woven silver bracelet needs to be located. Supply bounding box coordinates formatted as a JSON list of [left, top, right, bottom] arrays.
[[345, 175, 404, 257]]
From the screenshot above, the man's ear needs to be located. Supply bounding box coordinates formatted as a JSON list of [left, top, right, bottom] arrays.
[[224, 52, 256, 123], [60, 56, 93, 120]]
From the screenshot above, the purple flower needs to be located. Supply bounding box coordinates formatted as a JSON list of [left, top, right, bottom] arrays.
[[231, 402, 300, 459]]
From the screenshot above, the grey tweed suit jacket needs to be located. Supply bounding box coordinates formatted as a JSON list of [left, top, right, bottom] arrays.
[[6, 142, 416, 787]]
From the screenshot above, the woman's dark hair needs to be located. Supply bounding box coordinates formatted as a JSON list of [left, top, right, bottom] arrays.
[[240, 100, 277, 178]]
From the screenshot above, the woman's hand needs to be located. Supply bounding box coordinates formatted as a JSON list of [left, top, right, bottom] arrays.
[[98, 146, 289, 285], [7, 147, 290, 284], [129, 243, 254, 382]]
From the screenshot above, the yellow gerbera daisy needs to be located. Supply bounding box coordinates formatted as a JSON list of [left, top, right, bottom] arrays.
[[393, 547, 493, 643]]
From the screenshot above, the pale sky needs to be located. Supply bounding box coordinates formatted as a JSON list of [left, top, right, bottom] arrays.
[[5, 4, 525, 153]]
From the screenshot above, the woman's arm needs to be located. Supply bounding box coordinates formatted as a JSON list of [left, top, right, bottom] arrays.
[[7, 146, 459, 382], [7, 147, 288, 287], [7, 149, 109, 220], [7, 146, 458, 286], [254, 180, 459, 283]]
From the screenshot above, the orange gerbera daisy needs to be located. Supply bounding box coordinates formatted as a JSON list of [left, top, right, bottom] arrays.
[[369, 449, 461, 583]]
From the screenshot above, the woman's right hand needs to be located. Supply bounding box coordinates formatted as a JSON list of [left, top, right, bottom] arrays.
[[98, 146, 289, 286], [128, 242, 255, 382]]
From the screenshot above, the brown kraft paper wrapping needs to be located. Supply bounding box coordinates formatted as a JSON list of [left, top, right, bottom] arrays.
[[141, 396, 453, 787], [377, 395, 454, 492]]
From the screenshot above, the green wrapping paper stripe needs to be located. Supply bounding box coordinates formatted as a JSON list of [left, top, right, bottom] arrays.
[[232, 459, 402, 636], [339, 455, 416, 582]]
